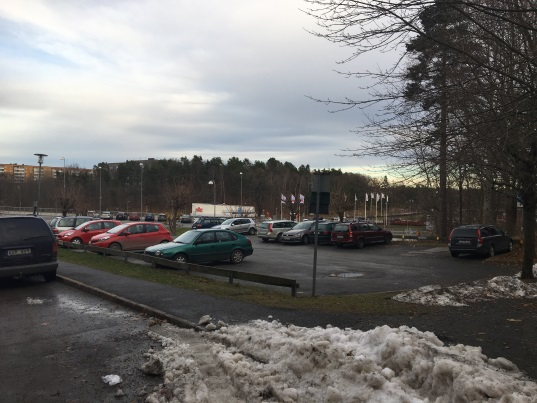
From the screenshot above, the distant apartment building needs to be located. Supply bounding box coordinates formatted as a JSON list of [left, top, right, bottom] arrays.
[[0, 163, 91, 182]]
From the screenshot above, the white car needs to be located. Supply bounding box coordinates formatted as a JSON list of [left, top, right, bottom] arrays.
[[101, 211, 112, 219], [213, 218, 257, 235]]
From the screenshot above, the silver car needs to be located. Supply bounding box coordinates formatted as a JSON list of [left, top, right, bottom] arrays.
[[256, 220, 296, 242], [280, 221, 315, 244], [213, 217, 257, 235]]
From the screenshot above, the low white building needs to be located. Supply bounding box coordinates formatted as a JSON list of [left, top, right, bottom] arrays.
[[191, 203, 256, 218]]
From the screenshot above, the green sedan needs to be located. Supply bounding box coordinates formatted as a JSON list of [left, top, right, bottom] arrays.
[[144, 228, 253, 264]]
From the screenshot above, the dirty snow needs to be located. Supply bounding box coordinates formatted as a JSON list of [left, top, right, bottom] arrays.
[[142, 266, 537, 402], [393, 266, 537, 307]]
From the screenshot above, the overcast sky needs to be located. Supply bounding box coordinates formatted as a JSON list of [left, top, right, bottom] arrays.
[[1, 1, 393, 174]]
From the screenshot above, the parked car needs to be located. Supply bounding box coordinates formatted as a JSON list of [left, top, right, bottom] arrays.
[[100, 211, 112, 219], [0, 215, 58, 281], [309, 221, 337, 245], [89, 222, 172, 251], [145, 228, 253, 264], [448, 224, 512, 258], [145, 213, 155, 221], [331, 222, 392, 248], [191, 217, 226, 229], [180, 214, 193, 223], [115, 212, 128, 220], [256, 220, 297, 242], [49, 216, 62, 229], [157, 213, 167, 222], [50, 216, 94, 235], [128, 212, 140, 221], [212, 217, 257, 235], [57, 220, 121, 246], [281, 221, 316, 244]]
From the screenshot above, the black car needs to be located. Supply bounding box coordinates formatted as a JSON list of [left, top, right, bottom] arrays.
[[0, 216, 58, 281], [115, 212, 128, 220], [448, 224, 512, 258], [308, 221, 337, 245], [191, 217, 226, 229]]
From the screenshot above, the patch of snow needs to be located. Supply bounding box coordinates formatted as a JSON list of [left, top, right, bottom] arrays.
[[393, 266, 537, 306]]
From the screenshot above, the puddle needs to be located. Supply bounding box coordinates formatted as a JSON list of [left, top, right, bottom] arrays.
[[329, 272, 365, 278]]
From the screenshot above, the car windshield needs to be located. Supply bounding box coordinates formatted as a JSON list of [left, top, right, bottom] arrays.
[[174, 231, 200, 244], [293, 221, 312, 230], [221, 219, 235, 225], [106, 223, 130, 234]]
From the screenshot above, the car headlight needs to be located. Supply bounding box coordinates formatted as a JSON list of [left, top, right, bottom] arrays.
[[98, 236, 110, 242], [155, 250, 162, 257], [64, 231, 74, 237]]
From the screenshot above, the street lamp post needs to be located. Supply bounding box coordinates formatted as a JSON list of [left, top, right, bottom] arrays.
[[140, 163, 144, 217], [60, 157, 66, 189], [98, 166, 102, 215], [34, 153, 47, 216], [239, 172, 243, 216], [208, 180, 216, 216]]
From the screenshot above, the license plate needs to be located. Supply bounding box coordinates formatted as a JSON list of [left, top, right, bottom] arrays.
[[337, 235, 344, 239], [459, 240, 470, 245], [7, 248, 32, 256]]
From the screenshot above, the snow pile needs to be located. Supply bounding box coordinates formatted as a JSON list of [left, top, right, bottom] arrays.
[[393, 267, 537, 306], [144, 321, 537, 402]]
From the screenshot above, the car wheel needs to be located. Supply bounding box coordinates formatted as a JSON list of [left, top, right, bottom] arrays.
[[276, 233, 283, 242], [261, 238, 268, 242], [489, 245, 495, 257], [450, 251, 459, 257], [43, 271, 57, 282], [230, 249, 244, 264], [384, 235, 392, 244], [109, 243, 122, 251], [248, 227, 256, 235], [173, 253, 188, 263], [356, 238, 365, 249], [302, 235, 309, 245], [71, 238, 83, 245]]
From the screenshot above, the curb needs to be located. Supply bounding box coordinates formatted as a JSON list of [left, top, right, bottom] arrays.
[[56, 274, 205, 332]]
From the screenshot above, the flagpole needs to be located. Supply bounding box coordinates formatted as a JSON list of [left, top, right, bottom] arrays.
[[365, 193, 367, 221]]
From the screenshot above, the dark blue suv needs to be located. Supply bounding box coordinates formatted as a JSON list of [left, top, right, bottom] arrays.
[[0, 216, 58, 281], [191, 217, 226, 229]]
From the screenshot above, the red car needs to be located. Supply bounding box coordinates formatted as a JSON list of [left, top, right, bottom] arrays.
[[128, 212, 140, 221], [57, 220, 121, 246], [89, 222, 172, 251], [331, 222, 392, 249]]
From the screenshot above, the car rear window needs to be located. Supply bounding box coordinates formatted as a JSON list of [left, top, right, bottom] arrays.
[[0, 217, 51, 243], [259, 222, 269, 229], [333, 224, 349, 232], [452, 228, 478, 237]]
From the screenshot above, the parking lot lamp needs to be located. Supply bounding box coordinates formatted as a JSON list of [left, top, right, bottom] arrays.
[[240, 172, 243, 216], [60, 157, 66, 189], [34, 153, 47, 216], [140, 163, 144, 217], [208, 180, 216, 216], [99, 166, 102, 216]]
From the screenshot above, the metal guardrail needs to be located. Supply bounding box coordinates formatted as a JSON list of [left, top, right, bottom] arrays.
[[62, 242, 300, 297]]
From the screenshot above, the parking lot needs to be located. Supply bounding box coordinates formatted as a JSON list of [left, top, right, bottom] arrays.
[[226, 237, 519, 296], [32, 213, 519, 296]]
